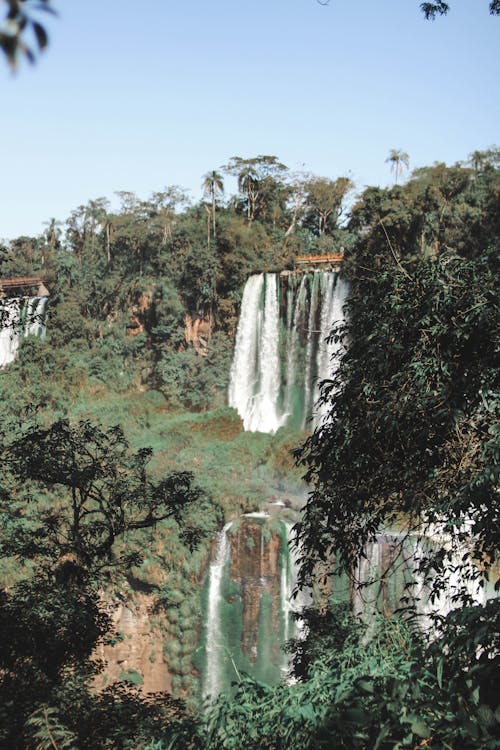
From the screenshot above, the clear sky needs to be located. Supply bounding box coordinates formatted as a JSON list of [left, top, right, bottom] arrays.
[[1, 0, 498, 240]]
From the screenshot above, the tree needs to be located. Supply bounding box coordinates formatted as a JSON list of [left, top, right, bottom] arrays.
[[149, 185, 190, 244], [467, 145, 500, 174], [296, 249, 499, 598], [385, 148, 410, 185], [0, 418, 216, 748], [304, 176, 353, 236], [202, 170, 224, 241], [2, 418, 210, 572], [284, 172, 311, 237], [42, 217, 62, 250], [421, 1, 500, 18], [223, 155, 288, 225]]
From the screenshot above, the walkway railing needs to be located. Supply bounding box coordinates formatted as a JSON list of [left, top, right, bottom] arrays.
[[0, 277, 49, 296], [295, 252, 344, 266]]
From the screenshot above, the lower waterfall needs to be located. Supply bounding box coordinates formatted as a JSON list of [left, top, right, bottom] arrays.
[[200, 515, 303, 700], [0, 296, 48, 368], [331, 531, 496, 627], [228, 271, 348, 433]]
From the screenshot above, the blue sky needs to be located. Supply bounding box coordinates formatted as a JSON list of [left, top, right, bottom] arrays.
[[1, 0, 498, 239]]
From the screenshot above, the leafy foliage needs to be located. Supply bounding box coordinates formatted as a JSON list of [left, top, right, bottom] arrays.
[[0, 0, 54, 68], [0, 418, 215, 749], [2, 419, 210, 573], [200, 601, 500, 749], [296, 250, 499, 605]]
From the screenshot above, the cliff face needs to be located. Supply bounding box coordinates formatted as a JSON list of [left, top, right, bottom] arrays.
[[96, 592, 171, 693], [228, 519, 283, 664]]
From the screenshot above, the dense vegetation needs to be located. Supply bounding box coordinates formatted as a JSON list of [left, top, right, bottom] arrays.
[[0, 148, 499, 748]]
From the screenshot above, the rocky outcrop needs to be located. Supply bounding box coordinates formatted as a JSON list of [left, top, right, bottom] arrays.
[[96, 592, 171, 693], [200, 515, 294, 697], [126, 292, 151, 337], [184, 314, 212, 355]]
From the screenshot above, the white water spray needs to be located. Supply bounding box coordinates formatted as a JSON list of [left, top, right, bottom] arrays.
[[0, 296, 47, 368], [203, 522, 232, 699], [229, 271, 348, 433]]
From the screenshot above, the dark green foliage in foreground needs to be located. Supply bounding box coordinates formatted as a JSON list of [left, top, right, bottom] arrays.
[[0, 419, 216, 749], [198, 601, 500, 750], [297, 250, 499, 597]]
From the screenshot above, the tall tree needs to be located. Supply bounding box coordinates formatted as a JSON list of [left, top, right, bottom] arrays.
[[224, 155, 288, 225], [0, 418, 215, 748], [385, 148, 410, 185], [149, 185, 189, 244], [202, 170, 224, 240]]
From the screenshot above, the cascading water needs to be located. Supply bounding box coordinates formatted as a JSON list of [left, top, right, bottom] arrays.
[[228, 271, 348, 433], [330, 531, 496, 630], [0, 296, 48, 368], [0, 298, 22, 367], [282, 522, 311, 644], [228, 274, 282, 433], [203, 522, 233, 699], [200, 515, 303, 700]]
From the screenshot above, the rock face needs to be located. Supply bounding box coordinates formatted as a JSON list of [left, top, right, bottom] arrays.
[[126, 293, 151, 337], [96, 593, 171, 693], [184, 314, 212, 355], [228, 519, 283, 664]]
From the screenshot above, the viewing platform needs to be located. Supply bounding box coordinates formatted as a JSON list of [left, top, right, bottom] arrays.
[[279, 252, 344, 276], [295, 252, 344, 266], [0, 277, 49, 297]]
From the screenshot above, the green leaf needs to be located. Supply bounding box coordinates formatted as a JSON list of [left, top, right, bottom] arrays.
[[411, 717, 431, 738], [437, 657, 443, 688]]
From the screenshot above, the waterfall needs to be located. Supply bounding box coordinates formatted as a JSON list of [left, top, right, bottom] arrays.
[[411, 531, 494, 626], [314, 275, 349, 426], [228, 274, 281, 433], [0, 298, 22, 367], [282, 522, 311, 645], [203, 522, 233, 699], [229, 271, 347, 433], [330, 531, 496, 631], [0, 296, 48, 368], [301, 273, 321, 430], [201, 516, 304, 699], [282, 275, 309, 427]]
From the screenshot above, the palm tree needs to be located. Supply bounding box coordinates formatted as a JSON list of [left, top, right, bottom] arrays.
[[43, 217, 62, 248], [386, 149, 410, 185], [237, 166, 259, 223], [202, 170, 224, 239]]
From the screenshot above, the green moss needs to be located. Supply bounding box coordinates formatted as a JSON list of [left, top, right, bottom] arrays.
[[118, 668, 143, 686]]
